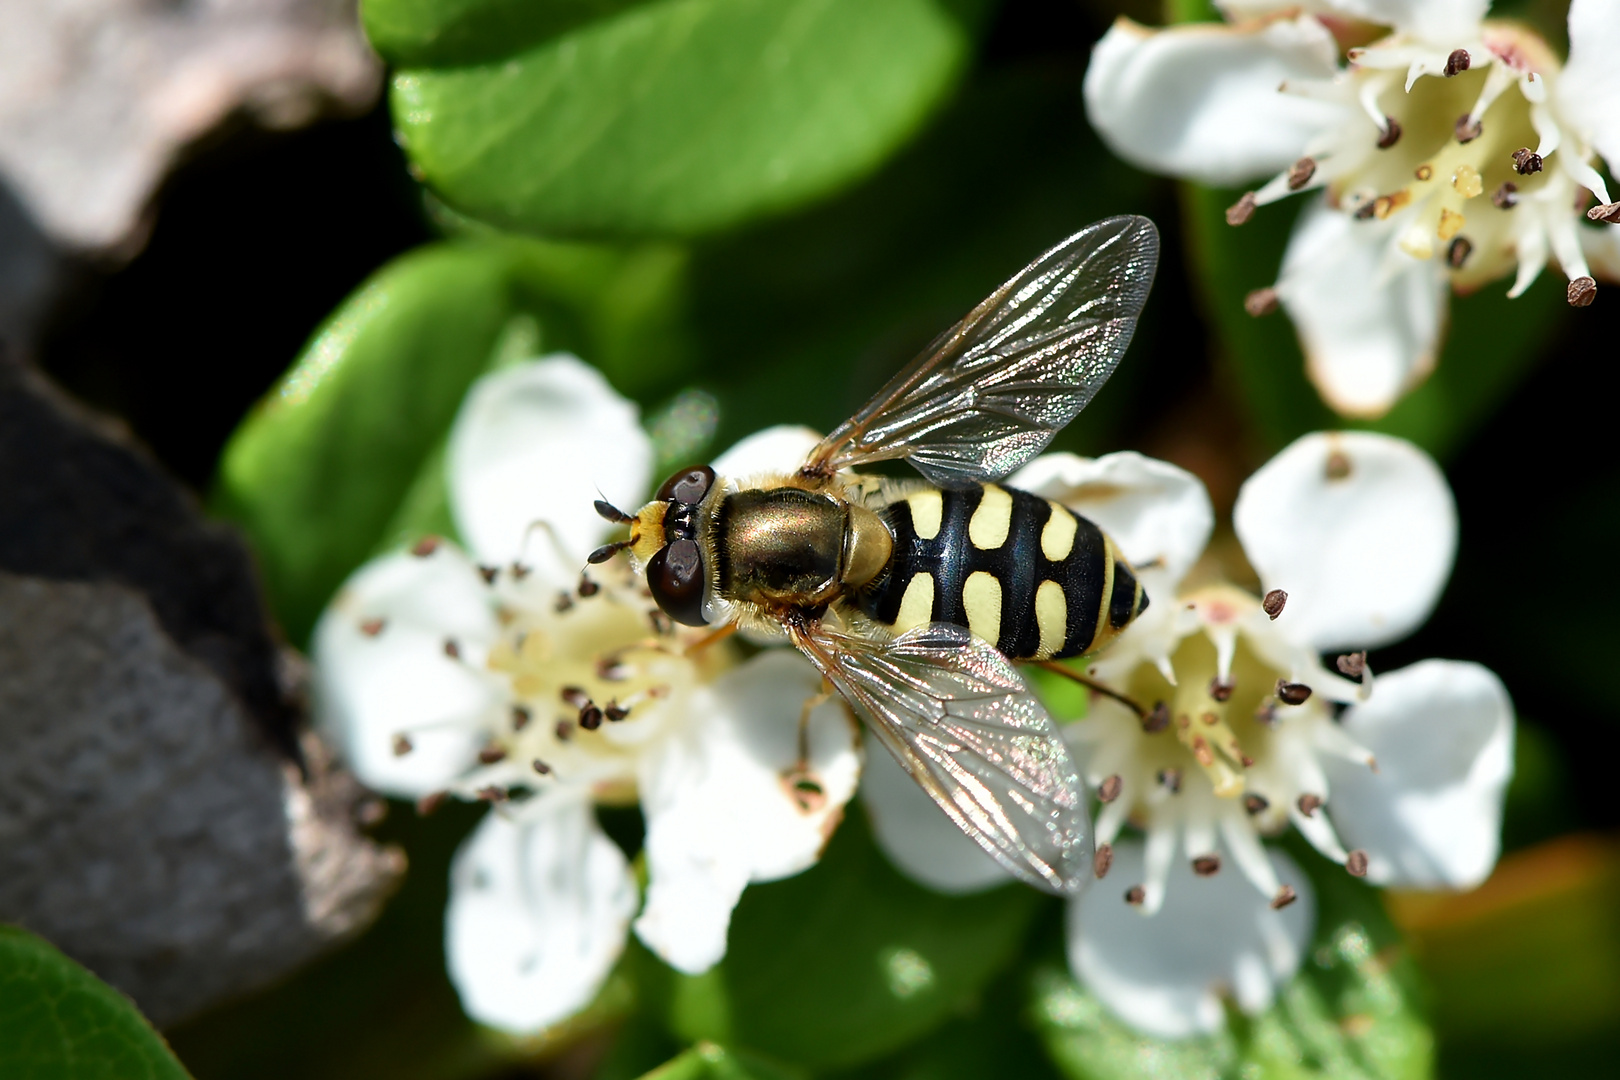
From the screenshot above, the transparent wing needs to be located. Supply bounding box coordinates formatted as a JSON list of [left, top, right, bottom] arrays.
[[790, 620, 1092, 894], [805, 216, 1158, 486]]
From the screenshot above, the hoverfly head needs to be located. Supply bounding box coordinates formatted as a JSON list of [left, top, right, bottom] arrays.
[[616, 464, 717, 627]]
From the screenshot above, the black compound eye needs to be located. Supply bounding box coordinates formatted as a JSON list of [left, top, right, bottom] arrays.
[[647, 538, 708, 626], [655, 464, 716, 506]]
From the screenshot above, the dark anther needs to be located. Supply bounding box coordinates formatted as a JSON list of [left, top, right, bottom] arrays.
[[1244, 793, 1270, 815], [443, 638, 461, 660], [1455, 114, 1482, 143], [1336, 651, 1368, 678], [416, 791, 447, 816], [1094, 843, 1113, 879], [1240, 754, 1255, 768], [1443, 48, 1471, 76], [1125, 885, 1146, 906], [1325, 449, 1352, 480], [1276, 679, 1313, 705], [533, 759, 552, 775], [1209, 677, 1234, 703], [511, 705, 532, 731], [1226, 191, 1258, 226], [561, 686, 590, 708], [1511, 147, 1543, 175], [1143, 701, 1171, 733], [1255, 701, 1278, 727], [1244, 287, 1280, 317], [475, 786, 507, 803], [510, 562, 531, 581], [579, 704, 604, 730], [578, 574, 601, 597], [597, 658, 630, 681], [1262, 589, 1288, 619], [1271, 885, 1298, 910], [649, 610, 675, 635], [1287, 157, 1317, 190], [554, 592, 575, 613], [1193, 855, 1222, 876], [411, 535, 441, 557], [555, 720, 574, 741], [360, 617, 386, 637], [594, 499, 635, 523], [1492, 181, 1519, 209], [1569, 276, 1598, 307], [392, 734, 413, 757], [1378, 116, 1403, 149], [605, 702, 630, 721], [1447, 236, 1473, 269], [1157, 767, 1183, 794], [1097, 775, 1123, 803], [476, 565, 497, 585], [1588, 202, 1620, 223], [1346, 849, 1370, 877], [1354, 199, 1379, 220], [1297, 793, 1324, 817], [478, 745, 508, 765]]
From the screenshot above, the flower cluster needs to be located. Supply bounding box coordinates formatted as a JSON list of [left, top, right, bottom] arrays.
[[313, 357, 860, 1033], [1085, 0, 1620, 415], [863, 433, 1514, 1037]]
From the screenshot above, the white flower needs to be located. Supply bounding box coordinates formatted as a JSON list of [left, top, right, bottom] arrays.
[[863, 433, 1514, 1037], [312, 357, 860, 1034], [1084, 0, 1620, 417]]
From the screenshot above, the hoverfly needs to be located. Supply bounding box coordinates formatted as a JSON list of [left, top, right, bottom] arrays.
[[592, 217, 1159, 894]]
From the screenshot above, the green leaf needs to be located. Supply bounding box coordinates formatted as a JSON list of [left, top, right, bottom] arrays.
[[362, 0, 643, 66], [389, 0, 982, 239], [1032, 845, 1433, 1080], [633, 1042, 804, 1080], [1179, 181, 1568, 460], [0, 924, 192, 1080], [642, 804, 1045, 1070], [214, 237, 690, 645]]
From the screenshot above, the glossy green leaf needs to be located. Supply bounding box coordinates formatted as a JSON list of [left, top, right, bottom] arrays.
[[390, 0, 981, 238], [0, 924, 191, 1080], [1033, 845, 1432, 1080], [1180, 181, 1567, 460], [362, 0, 642, 66], [644, 805, 1045, 1070], [214, 237, 689, 644]]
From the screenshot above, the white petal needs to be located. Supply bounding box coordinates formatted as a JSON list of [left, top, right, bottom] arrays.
[[1582, 219, 1620, 283], [445, 799, 637, 1033], [448, 356, 652, 568], [861, 730, 1013, 894], [312, 548, 501, 798], [1009, 451, 1213, 589], [709, 424, 823, 481], [1277, 200, 1450, 417], [1559, 0, 1620, 170], [1234, 431, 1455, 652], [634, 651, 860, 974], [1083, 16, 1344, 188], [1324, 660, 1514, 889], [1068, 842, 1313, 1038], [1322, 0, 1487, 43]]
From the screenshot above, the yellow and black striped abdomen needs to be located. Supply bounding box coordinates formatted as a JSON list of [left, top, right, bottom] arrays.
[[854, 484, 1148, 660]]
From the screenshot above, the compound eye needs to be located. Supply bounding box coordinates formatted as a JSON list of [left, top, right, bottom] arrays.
[[655, 464, 716, 506], [647, 538, 708, 626]]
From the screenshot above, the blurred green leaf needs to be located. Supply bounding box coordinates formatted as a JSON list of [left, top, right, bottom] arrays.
[[634, 1042, 803, 1080], [1180, 180, 1568, 460], [389, 0, 985, 239], [214, 237, 689, 644], [632, 805, 1045, 1071], [0, 924, 191, 1080], [1033, 843, 1432, 1080]]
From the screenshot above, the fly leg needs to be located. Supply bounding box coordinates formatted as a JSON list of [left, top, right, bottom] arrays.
[[782, 681, 835, 813], [1029, 659, 1149, 721]]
